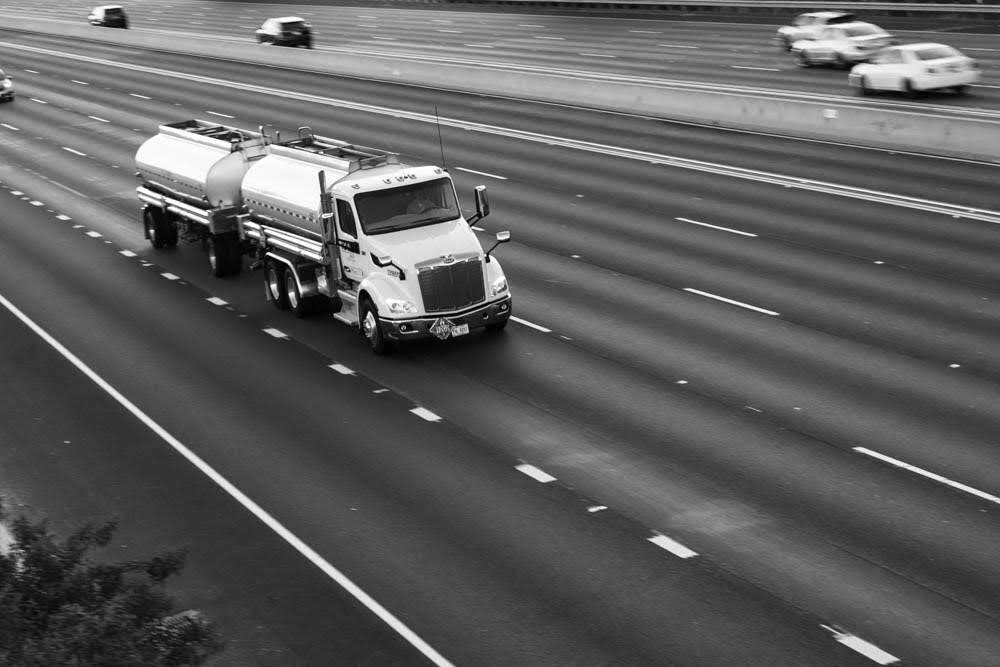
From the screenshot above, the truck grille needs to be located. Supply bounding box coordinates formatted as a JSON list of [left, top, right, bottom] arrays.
[[418, 259, 485, 313]]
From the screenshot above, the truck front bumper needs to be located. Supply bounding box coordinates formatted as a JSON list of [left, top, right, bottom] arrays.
[[382, 297, 512, 342]]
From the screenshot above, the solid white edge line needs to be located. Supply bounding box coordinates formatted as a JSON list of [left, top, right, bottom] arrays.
[[515, 463, 556, 483], [648, 533, 698, 559], [853, 447, 1000, 505], [455, 166, 507, 180], [206, 110, 235, 118], [510, 316, 551, 333], [0, 292, 453, 667], [410, 407, 442, 422], [676, 216, 756, 237], [683, 288, 779, 316]]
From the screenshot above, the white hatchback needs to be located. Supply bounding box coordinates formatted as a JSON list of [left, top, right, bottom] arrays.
[[849, 43, 981, 95], [791, 22, 893, 69]]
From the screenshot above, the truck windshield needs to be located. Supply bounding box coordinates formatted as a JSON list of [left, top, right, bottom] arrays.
[[354, 178, 460, 235]]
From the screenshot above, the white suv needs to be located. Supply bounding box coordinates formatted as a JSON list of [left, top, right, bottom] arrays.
[[777, 11, 856, 51], [791, 22, 894, 69]]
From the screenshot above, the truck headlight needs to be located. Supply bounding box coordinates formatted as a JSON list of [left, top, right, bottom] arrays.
[[385, 298, 417, 314], [490, 276, 508, 296]]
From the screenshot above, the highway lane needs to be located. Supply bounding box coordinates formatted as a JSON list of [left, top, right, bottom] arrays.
[[0, 189, 878, 664], [2, 37, 1000, 664], [6, 0, 1000, 109]]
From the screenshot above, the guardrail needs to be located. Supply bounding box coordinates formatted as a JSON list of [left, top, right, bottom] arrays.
[[444, 0, 1000, 14]]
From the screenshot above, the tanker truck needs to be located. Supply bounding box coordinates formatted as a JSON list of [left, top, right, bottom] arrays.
[[135, 119, 512, 353]]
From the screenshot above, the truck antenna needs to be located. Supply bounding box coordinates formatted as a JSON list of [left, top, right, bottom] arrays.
[[435, 105, 447, 169]]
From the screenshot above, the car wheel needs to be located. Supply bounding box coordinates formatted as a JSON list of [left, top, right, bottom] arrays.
[[360, 298, 391, 355], [779, 36, 792, 53], [835, 53, 849, 70], [794, 50, 812, 68], [903, 79, 918, 99], [859, 75, 872, 96], [953, 84, 969, 96], [265, 261, 290, 310]]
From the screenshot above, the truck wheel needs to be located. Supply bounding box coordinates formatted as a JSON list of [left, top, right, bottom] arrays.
[[284, 270, 314, 318], [265, 261, 290, 310], [360, 298, 390, 355], [143, 207, 166, 249], [208, 234, 241, 277]]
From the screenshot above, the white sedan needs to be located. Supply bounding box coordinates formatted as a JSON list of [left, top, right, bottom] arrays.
[[776, 11, 856, 51], [791, 22, 894, 69], [849, 43, 981, 96]]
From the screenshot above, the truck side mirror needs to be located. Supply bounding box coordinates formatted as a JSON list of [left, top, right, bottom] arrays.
[[468, 184, 490, 224], [372, 254, 406, 280], [485, 230, 510, 263]]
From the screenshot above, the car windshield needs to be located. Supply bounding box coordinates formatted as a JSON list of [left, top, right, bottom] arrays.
[[827, 14, 856, 25], [843, 25, 881, 37], [355, 178, 460, 235], [914, 46, 960, 61]]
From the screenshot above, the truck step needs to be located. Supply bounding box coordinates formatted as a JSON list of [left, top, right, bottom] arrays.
[[333, 289, 359, 327]]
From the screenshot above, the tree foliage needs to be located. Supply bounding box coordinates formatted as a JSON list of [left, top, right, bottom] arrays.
[[0, 503, 223, 666]]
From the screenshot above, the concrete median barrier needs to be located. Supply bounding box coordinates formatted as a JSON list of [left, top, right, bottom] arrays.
[[7, 16, 999, 162]]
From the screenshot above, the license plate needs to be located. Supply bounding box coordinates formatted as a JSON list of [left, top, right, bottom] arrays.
[[451, 324, 470, 337]]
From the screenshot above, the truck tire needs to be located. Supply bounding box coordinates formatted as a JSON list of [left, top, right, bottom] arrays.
[[143, 207, 176, 248], [360, 298, 391, 355], [265, 261, 290, 310], [208, 234, 241, 277], [284, 270, 315, 318]]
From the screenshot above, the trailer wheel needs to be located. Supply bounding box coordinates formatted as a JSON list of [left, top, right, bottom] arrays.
[[208, 234, 241, 277], [265, 261, 290, 310], [143, 207, 166, 249], [360, 298, 391, 355]]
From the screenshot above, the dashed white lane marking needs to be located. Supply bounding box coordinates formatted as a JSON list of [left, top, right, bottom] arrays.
[[515, 463, 556, 483], [24, 69, 38, 73], [29, 97, 48, 104], [464, 44, 494, 48], [437, 29, 462, 33], [29, 200, 43, 206], [676, 216, 756, 237], [61, 147, 86, 156], [854, 447, 1000, 506], [71, 79, 89, 85], [587, 505, 608, 513], [206, 110, 235, 118], [88, 115, 110, 123], [119, 249, 136, 257], [129, 93, 151, 99], [10, 191, 24, 195], [684, 288, 780, 316], [263, 328, 288, 339], [85, 230, 102, 238], [821, 626, 899, 664], [510, 316, 551, 333], [56, 214, 71, 221], [0, 292, 452, 667], [371, 36, 396, 40], [1, 123, 18, 131], [629, 30, 662, 34], [518, 24, 544, 27], [732, 65, 781, 71], [660, 43, 699, 49], [648, 532, 698, 559], [456, 166, 507, 180], [328, 363, 355, 375], [580, 53, 616, 58], [206, 296, 228, 306], [534, 36, 565, 40], [471, 226, 485, 232], [161, 272, 180, 281], [964, 47, 1000, 52], [373, 388, 390, 394], [410, 407, 442, 422]]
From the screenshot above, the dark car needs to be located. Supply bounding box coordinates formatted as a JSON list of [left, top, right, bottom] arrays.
[[256, 17, 312, 49], [88, 5, 129, 29]]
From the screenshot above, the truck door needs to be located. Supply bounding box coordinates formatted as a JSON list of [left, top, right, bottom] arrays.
[[336, 198, 364, 284]]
